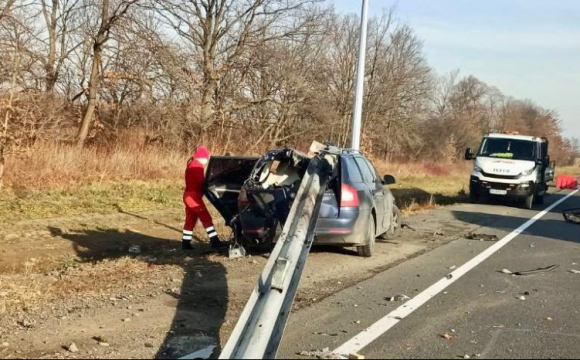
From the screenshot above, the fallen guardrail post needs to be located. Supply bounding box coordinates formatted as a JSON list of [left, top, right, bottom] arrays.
[[217, 154, 332, 360]]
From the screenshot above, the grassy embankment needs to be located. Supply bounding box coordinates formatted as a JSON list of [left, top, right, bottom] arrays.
[[1, 142, 578, 223]]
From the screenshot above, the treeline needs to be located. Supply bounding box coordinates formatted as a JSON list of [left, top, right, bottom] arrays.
[[0, 0, 577, 183]]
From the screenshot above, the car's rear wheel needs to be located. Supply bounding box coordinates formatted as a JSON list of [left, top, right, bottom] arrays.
[[386, 206, 401, 238], [358, 216, 376, 258]]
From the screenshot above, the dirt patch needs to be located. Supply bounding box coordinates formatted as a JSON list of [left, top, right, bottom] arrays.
[[0, 204, 484, 359]]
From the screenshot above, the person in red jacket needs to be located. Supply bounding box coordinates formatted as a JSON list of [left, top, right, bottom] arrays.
[[182, 146, 228, 250]]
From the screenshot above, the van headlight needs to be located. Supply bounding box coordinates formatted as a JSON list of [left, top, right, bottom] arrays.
[[522, 168, 536, 177]]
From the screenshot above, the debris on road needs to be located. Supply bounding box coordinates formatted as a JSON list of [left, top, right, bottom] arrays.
[[67, 343, 79, 353], [465, 233, 499, 242], [298, 348, 342, 359], [569, 270, 580, 275], [17, 319, 35, 329], [401, 224, 416, 231], [499, 265, 559, 276], [348, 353, 365, 360], [128, 245, 141, 254], [182, 345, 216, 360], [313, 332, 339, 337], [563, 209, 580, 224], [385, 295, 410, 302], [517, 296, 527, 301], [446, 274, 454, 280], [440, 333, 453, 340], [546, 317, 554, 321]]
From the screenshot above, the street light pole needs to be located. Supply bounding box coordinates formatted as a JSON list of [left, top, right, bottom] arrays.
[[350, 0, 370, 151]]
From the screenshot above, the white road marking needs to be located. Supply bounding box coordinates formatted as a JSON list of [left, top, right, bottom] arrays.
[[334, 190, 580, 357]]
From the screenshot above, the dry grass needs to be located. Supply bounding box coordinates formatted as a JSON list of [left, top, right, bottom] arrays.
[[558, 165, 580, 177], [4, 141, 185, 190], [374, 160, 472, 213], [0, 141, 476, 222]]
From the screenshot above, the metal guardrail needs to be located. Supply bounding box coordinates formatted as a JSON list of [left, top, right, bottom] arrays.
[[216, 155, 332, 359]]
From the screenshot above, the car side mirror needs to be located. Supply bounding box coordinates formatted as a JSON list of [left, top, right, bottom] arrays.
[[465, 148, 475, 161], [383, 175, 396, 185]]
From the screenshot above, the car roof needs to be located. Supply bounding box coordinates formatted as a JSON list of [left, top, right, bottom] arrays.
[[486, 133, 546, 142]]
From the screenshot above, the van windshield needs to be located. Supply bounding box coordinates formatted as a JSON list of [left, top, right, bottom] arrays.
[[478, 138, 537, 161]]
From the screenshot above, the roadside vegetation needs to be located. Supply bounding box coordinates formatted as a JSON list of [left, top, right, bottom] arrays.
[[0, 140, 472, 223], [0, 1, 578, 221]]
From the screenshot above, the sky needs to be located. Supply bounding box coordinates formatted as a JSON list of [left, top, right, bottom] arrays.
[[332, 0, 580, 139]]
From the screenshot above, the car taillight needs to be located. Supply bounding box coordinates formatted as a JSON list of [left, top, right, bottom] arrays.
[[340, 183, 359, 208], [238, 189, 249, 209]]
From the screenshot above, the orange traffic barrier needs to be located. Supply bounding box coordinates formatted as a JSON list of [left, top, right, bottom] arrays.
[[556, 175, 579, 190]]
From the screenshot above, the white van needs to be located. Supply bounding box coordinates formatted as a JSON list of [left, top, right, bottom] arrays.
[[465, 133, 551, 209]]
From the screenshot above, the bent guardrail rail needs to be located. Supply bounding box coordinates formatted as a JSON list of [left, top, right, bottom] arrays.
[[217, 154, 332, 360]]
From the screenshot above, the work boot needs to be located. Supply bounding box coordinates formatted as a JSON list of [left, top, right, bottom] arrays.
[[210, 238, 229, 250], [182, 241, 194, 250]]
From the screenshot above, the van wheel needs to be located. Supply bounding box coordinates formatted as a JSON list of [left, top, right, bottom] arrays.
[[535, 194, 545, 205], [525, 194, 534, 210], [358, 216, 376, 258], [469, 192, 479, 204]]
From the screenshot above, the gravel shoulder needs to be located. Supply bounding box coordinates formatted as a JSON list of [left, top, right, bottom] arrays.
[[0, 203, 499, 359]]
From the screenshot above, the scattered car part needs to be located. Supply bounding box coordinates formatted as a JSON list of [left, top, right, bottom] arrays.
[[499, 265, 559, 276], [563, 209, 580, 224], [385, 295, 410, 302], [465, 233, 499, 242]]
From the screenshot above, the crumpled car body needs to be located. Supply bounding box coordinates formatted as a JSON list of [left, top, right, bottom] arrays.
[[204, 147, 399, 255]]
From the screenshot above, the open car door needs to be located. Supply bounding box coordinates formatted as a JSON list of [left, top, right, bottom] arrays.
[[204, 156, 259, 226]]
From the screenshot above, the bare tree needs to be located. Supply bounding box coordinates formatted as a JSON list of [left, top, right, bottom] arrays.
[[76, 0, 139, 146], [155, 0, 319, 132], [39, 0, 83, 92], [0, 0, 16, 22]]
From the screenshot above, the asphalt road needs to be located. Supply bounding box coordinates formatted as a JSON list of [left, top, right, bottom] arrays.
[[279, 189, 580, 359]]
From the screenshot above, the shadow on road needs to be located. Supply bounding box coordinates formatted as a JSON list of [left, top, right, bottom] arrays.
[[452, 191, 580, 244], [48, 227, 229, 359]]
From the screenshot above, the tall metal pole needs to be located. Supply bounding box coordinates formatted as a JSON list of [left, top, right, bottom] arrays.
[[350, 0, 370, 151]]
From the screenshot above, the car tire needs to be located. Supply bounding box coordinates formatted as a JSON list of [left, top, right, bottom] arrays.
[[525, 194, 534, 210], [358, 216, 376, 258], [536, 194, 545, 205], [469, 192, 480, 204], [386, 206, 402, 238]]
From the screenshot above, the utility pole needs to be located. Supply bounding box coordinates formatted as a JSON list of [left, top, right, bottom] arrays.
[[350, 0, 370, 151]]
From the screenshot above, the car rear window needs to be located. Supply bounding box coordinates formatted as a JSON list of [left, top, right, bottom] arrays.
[[355, 157, 375, 184], [343, 157, 364, 183]]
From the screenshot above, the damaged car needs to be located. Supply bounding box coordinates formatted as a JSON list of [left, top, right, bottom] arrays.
[[204, 146, 401, 257]]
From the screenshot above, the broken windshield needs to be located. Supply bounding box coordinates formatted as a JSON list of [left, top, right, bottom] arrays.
[[478, 138, 537, 161]]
